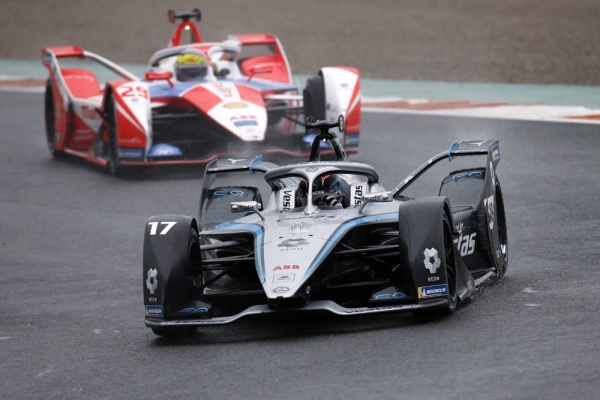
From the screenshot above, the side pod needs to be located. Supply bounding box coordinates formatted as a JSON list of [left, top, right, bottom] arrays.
[[143, 214, 199, 320]]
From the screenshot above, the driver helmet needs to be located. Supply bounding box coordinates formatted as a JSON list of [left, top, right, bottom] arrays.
[[297, 174, 344, 208], [175, 52, 208, 81]]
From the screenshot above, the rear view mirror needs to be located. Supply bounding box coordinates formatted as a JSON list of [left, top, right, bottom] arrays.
[[247, 64, 274, 81], [231, 201, 264, 220], [358, 191, 393, 213], [145, 71, 174, 87]]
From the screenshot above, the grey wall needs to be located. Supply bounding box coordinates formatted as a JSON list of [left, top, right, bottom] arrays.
[[2, 0, 598, 84]]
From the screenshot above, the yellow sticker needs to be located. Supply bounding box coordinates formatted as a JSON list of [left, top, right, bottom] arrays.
[[223, 102, 248, 109]]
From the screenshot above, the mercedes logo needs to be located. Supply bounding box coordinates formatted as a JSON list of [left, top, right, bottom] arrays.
[[273, 287, 290, 294]]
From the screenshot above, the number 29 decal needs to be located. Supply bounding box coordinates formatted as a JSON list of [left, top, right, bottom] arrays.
[[117, 85, 149, 99], [148, 221, 177, 235]]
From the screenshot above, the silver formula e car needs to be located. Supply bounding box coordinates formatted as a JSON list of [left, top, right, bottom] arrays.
[[143, 117, 507, 336]]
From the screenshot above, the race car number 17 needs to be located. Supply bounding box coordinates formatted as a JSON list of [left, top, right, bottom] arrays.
[[148, 221, 177, 235]]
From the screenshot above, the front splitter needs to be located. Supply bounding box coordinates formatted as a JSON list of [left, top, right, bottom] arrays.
[[145, 298, 449, 326]]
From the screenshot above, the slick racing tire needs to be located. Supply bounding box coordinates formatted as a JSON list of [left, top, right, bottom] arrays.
[[413, 214, 458, 317], [489, 180, 508, 277], [105, 93, 123, 177], [149, 227, 200, 338], [105, 93, 144, 178], [44, 80, 63, 159], [303, 75, 326, 122]]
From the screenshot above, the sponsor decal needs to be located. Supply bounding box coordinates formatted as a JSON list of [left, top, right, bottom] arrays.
[[281, 189, 293, 210], [428, 276, 440, 282], [306, 167, 319, 172], [272, 264, 300, 271], [223, 102, 247, 109], [119, 137, 143, 145], [213, 189, 246, 197], [179, 307, 209, 314], [484, 194, 495, 230], [272, 287, 290, 294], [418, 284, 448, 299], [145, 305, 163, 317], [277, 238, 308, 249], [148, 143, 182, 157], [452, 171, 483, 180], [119, 148, 144, 159], [455, 221, 464, 232], [227, 158, 246, 164], [44, 51, 52, 64], [352, 185, 364, 206], [233, 120, 259, 127], [230, 115, 257, 121], [373, 292, 406, 300], [423, 248, 441, 274], [273, 273, 295, 283], [492, 145, 500, 161], [146, 268, 158, 294], [454, 232, 477, 256], [81, 105, 100, 120]]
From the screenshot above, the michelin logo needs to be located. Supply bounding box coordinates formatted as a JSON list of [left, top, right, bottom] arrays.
[[418, 284, 448, 299], [145, 305, 163, 317]]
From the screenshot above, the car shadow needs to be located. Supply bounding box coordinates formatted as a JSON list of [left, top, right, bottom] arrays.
[[148, 307, 463, 347]]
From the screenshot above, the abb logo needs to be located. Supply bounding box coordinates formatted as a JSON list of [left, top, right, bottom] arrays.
[[272, 264, 300, 271], [230, 115, 257, 121]]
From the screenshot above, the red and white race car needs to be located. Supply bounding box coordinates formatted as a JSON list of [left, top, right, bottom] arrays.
[[41, 8, 361, 175]]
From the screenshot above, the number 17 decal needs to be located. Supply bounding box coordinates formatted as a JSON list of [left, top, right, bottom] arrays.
[[148, 221, 177, 235]]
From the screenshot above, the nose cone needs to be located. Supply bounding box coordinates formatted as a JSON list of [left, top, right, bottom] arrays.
[[262, 235, 329, 299]]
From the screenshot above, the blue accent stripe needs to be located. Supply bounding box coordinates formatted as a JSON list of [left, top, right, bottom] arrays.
[[249, 154, 263, 175], [448, 141, 460, 161], [213, 222, 265, 283], [304, 212, 398, 279]]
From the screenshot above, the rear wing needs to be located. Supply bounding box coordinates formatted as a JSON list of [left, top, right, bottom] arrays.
[[393, 140, 501, 198]]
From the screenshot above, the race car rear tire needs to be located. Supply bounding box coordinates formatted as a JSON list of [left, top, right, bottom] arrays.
[[44, 80, 63, 158], [303, 75, 326, 122], [413, 213, 458, 317]]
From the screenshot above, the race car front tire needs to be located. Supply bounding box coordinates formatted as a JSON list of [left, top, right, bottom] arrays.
[[412, 213, 458, 317], [490, 180, 508, 277], [303, 75, 326, 122], [44, 80, 63, 158]]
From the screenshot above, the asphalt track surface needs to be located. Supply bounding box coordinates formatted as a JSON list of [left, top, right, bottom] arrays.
[[2, 91, 600, 399], [3, 0, 600, 84]]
